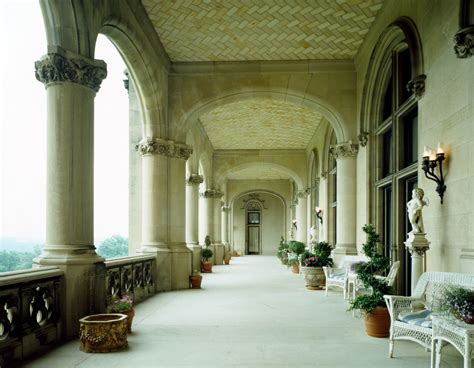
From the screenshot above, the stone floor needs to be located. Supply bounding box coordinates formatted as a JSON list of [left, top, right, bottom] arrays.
[[24, 256, 465, 368]]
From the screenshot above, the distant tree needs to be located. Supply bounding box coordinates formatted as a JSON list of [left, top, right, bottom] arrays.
[[97, 235, 128, 259], [0, 245, 42, 272]]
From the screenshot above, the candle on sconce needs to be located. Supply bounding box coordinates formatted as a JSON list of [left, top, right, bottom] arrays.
[[436, 142, 444, 155], [429, 150, 436, 161], [422, 146, 430, 158]]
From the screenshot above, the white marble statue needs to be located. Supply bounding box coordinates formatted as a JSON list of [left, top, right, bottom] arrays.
[[407, 188, 429, 234], [309, 225, 318, 242]]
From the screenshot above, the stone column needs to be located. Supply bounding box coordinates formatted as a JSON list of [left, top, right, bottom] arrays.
[[221, 205, 230, 252], [186, 174, 203, 274], [136, 138, 170, 291], [405, 233, 430, 294], [33, 47, 107, 338], [200, 190, 222, 264], [168, 143, 193, 290], [212, 192, 225, 265], [331, 142, 358, 256], [295, 190, 308, 244]]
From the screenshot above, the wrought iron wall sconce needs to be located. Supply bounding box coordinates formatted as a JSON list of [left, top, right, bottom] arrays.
[[315, 207, 323, 225], [422, 143, 447, 204]]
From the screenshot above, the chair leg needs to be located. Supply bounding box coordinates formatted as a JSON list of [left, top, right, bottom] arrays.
[[325, 284, 329, 296], [389, 339, 394, 358]]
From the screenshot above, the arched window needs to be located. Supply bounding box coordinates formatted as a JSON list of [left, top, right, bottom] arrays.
[[328, 133, 337, 246], [94, 35, 129, 259], [365, 19, 425, 296], [0, 1, 46, 271]]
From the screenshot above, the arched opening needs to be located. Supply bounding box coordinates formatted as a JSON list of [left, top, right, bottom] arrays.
[[93, 34, 129, 259], [0, 1, 46, 271]]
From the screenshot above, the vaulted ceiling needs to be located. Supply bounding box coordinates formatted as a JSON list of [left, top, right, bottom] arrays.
[[142, 0, 384, 62], [199, 98, 323, 150]]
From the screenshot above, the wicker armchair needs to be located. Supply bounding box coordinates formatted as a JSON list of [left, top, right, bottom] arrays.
[[384, 271, 474, 358], [323, 255, 367, 299]]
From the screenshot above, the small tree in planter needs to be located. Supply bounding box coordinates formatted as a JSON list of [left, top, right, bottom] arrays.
[[287, 240, 305, 274], [300, 241, 334, 290], [277, 237, 289, 265], [349, 224, 391, 337], [201, 235, 214, 273]]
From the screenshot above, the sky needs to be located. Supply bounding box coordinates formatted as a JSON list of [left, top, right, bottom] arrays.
[[0, 0, 129, 246]]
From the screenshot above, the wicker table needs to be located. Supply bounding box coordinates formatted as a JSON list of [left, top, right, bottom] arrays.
[[431, 315, 474, 368]]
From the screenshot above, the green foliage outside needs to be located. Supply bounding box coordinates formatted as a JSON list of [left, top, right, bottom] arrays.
[[0, 245, 42, 272], [96, 235, 128, 259], [349, 224, 391, 314]]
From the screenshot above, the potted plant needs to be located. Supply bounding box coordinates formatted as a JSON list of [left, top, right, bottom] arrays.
[[277, 236, 289, 265], [190, 270, 203, 288], [438, 286, 474, 324], [287, 240, 305, 274], [108, 294, 134, 333], [349, 224, 391, 337], [223, 245, 232, 265], [201, 235, 213, 273], [300, 241, 333, 290]]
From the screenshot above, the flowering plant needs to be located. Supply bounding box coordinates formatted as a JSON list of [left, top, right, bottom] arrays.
[[300, 241, 334, 268], [439, 286, 474, 324], [109, 294, 133, 313]]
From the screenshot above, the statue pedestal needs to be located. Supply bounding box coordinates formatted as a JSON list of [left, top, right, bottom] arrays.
[[404, 233, 430, 294]]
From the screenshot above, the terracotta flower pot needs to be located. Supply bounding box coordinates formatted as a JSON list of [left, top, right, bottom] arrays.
[[300, 266, 325, 290], [364, 306, 390, 337], [291, 262, 300, 274], [201, 261, 213, 273], [223, 253, 231, 265], [79, 314, 128, 353], [124, 308, 135, 333], [190, 274, 203, 288]]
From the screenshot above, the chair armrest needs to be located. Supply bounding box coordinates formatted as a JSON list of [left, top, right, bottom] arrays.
[[384, 295, 425, 322], [323, 266, 344, 278]]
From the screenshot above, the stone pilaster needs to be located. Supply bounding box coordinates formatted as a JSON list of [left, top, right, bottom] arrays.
[[168, 147, 193, 290], [186, 174, 203, 274], [330, 141, 358, 257], [33, 47, 107, 338], [295, 190, 308, 244]]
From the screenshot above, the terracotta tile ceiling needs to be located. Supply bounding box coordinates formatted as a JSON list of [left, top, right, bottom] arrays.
[[142, 0, 384, 62]]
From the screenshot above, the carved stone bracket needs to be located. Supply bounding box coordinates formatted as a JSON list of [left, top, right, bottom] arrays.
[[406, 74, 426, 100], [135, 137, 193, 160], [221, 205, 230, 212], [454, 26, 474, 58], [296, 190, 309, 199], [314, 177, 321, 188], [200, 189, 224, 199], [329, 141, 359, 160], [358, 132, 369, 147], [320, 171, 329, 180], [35, 48, 107, 93], [186, 174, 204, 185]]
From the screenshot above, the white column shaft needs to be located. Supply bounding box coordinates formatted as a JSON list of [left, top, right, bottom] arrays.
[[296, 197, 307, 243], [186, 184, 199, 245]]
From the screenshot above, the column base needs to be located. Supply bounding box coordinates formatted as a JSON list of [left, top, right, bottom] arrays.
[[213, 243, 225, 265], [33, 250, 105, 339], [332, 243, 358, 264], [138, 245, 171, 292], [187, 244, 203, 275], [169, 243, 192, 290]]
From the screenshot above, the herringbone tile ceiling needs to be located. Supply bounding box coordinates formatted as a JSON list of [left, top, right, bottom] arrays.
[[142, 0, 384, 62], [199, 98, 323, 150]]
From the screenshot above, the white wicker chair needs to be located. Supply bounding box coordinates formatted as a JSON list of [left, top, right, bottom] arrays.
[[351, 261, 400, 301], [384, 271, 474, 358], [323, 255, 367, 299]]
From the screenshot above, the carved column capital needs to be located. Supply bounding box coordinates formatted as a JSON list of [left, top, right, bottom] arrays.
[[135, 137, 192, 160], [313, 177, 321, 188], [358, 132, 369, 147], [320, 171, 329, 180], [454, 26, 474, 58], [406, 74, 426, 100], [186, 174, 204, 185], [221, 205, 230, 212], [35, 48, 107, 93], [295, 190, 309, 199], [200, 189, 224, 199], [329, 141, 359, 160]]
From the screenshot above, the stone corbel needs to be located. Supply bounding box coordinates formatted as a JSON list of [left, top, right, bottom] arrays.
[[406, 74, 426, 100], [35, 46, 107, 93], [329, 141, 359, 160], [358, 132, 369, 148], [186, 174, 204, 186], [454, 26, 474, 58], [320, 171, 329, 180], [295, 190, 309, 199], [200, 189, 224, 199], [135, 137, 192, 160]]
